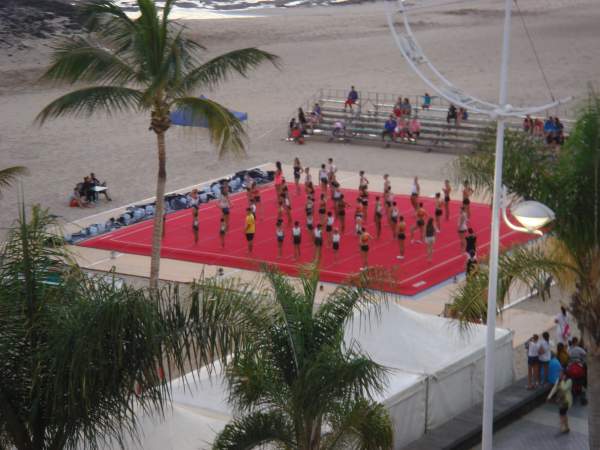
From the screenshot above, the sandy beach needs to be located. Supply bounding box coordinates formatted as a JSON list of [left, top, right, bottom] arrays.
[[1, 0, 599, 233]]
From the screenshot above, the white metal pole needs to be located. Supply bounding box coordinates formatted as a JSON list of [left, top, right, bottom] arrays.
[[481, 0, 512, 449]]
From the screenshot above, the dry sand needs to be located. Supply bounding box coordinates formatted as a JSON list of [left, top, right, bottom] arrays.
[[1, 0, 599, 233]]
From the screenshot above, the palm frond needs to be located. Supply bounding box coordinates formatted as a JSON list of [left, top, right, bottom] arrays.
[[0, 166, 27, 191], [36, 86, 144, 124], [449, 244, 575, 327], [314, 271, 388, 350], [181, 48, 280, 93], [324, 399, 393, 450], [452, 128, 556, 202], [170, 96, 247, 157], [212, 410, 295, 450], [40, 36, 138, 85]]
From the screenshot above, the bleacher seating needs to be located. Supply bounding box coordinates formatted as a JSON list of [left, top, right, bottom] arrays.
[[293, 90, 572, 153]]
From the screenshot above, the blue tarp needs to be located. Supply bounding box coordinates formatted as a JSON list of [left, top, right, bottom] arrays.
[[170, 97, 248, 127]]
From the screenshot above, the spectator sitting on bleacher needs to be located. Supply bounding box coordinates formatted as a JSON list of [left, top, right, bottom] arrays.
[[422, 92, 431, 109], [394, 117, 408, 141], [554, 117, 565, 145], [523, 114, 533, 133], [298, 107, 308, 134], [409, 116, 421, 141], [393, 97, 403, 117], [382, 115, 396, 147], [533, 117, 544, 137], [544, 116, 557, 144], [309, 103, 322, 128], [456, 107, 468, 126], [344, 86, 358, 111], [401, 98, 412, 117], [332, 119, 346, 139], [447, 104, 457, 124]]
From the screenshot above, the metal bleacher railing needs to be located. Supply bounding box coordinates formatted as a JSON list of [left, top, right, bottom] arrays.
[[293, 89, 576, 153]]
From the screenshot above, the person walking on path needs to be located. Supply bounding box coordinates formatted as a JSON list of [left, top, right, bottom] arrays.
[[547, 372, 573, 433], [555, 306, 571, 345]]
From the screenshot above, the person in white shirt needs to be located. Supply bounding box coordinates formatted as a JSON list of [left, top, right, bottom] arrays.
[[332, 228, 341, 261], [313, 224, 323, 262], [538, 332, 552, 385], [555, 306, 571, 345], [326, 157, 337, 183], [526, 334, 540, 389], [292, 221, 302, 260]]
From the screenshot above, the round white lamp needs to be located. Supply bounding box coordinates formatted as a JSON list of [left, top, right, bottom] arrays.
[[503, 198, 555, 235]]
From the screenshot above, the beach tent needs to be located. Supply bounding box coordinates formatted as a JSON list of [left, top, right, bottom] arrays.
[[347, 304, 514, 448], [122, 304, 513, 450], [170, 96, 248, 127]]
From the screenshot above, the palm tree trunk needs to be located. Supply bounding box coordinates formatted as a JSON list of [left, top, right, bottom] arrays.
[[149, 131, 167, 292], [588, 347, 600, 449]]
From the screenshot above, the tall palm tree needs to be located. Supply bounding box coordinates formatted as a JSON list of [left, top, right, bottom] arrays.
[[212, 268, 394, 450], [36, 0, 279, 291], [0, 204, 260, 450], [449, 94, 600, 448]]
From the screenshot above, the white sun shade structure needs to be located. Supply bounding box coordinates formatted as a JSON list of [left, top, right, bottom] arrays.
[[112, 304, 513, 450], [385, 0, 571, 118]]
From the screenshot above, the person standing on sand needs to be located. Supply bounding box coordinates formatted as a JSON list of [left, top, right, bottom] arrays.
[[293, 157, 303, 195], [410, 176, 420, 210], [244, 208, 255, 254]]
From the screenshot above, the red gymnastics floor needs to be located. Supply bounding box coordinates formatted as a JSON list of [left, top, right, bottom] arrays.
[[79, 184, 535, 296]]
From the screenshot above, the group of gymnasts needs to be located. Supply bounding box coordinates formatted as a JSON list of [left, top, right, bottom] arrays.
[[195, 158, 479, 270]]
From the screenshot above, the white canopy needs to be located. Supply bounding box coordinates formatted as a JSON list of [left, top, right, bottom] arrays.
[[123, 303, 513, 450]]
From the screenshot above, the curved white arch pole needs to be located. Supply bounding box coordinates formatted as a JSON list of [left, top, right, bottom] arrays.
[[386, 0, 571, 118]]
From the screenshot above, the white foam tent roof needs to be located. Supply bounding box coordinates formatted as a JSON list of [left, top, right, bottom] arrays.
[[115, 303, 513, 450]]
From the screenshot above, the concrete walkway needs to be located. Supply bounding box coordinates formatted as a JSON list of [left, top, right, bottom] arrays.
[[472, 401, 588, 450]]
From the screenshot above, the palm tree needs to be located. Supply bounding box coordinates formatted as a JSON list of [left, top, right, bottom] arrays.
[[0, 205, 259, 450], [212, 267, 394, 450], [449, 94, 600, 448], [36, 0, 279, 291]]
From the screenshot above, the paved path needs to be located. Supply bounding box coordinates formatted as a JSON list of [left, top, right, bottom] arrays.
[[473, 401, 588, 450]]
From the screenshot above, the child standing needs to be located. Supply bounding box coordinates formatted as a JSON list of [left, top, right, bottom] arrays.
[[314, 224, 323, 262], [292, 221, 302, 259], [332, 227, 341, 261], [325, 211, 334, 244], [219, 217, 226, 248], [276, 220, 284, 257], [192, 206, 199, 244]]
